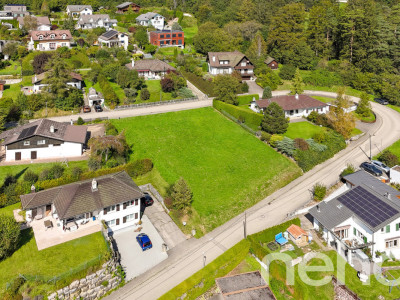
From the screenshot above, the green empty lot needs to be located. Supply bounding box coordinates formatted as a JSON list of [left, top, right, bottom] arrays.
[[112, 108, 301, 232]]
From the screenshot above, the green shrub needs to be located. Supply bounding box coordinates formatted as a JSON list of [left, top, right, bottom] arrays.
[[340, 164, 356, 178], [88, 157, 102, 171], [294, 138, 309, 151], [276, 137, 296, 156], [260, 131, 271, 142], [262, 86, 272, 99], [0, 215, 21, 261], [306, 111, 319, 123], [101, 280, 109, 287], [71, 167, 83, 179], [213, 100, 263, 131], [23, 171, 38, 184], [49, 164, 65, 179], [181, 70, 216, 96], [303, 69, 342, 87], [125, 159, 153, 177], [279, 65, 296, 80], [312, 183, 327, 201], [140, 88, 150, 101], [312, 131, 326, 143], [105, 121, 118, 136], [269, 135, 284, 148], [77, 117, 84, 125], [378, 150, 399, 167]]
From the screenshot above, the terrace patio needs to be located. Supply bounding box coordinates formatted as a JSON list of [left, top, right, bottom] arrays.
[[28, 214, 102, 250]]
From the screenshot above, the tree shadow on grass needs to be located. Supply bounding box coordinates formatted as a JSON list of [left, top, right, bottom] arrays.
[[16, 228, 34, 251]]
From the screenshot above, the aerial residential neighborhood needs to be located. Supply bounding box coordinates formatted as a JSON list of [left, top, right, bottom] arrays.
[[0, 0, 400, 300]]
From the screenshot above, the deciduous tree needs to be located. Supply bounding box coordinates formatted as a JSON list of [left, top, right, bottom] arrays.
[[213, 74, 240, 105]]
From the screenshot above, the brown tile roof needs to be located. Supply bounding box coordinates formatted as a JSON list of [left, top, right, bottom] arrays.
[[207, 50, 249, 68], [287, 224, 307, 239], [20, 171, 144, 219], [0, 119, 87, 145], [125, 59, 176, 72], [17, 16, 51, 27], [30, 30, 72, 41], [32, 71, 82, 84], [256, 94, 328, 111]]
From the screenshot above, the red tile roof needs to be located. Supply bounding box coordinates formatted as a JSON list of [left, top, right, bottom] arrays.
[[30, 30, 72, 41], [256, 94, 328, 111], [287, 224, 307, 239]]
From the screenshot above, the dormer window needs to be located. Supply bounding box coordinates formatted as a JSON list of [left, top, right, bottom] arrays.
[[62, 34, 66, 39], [50, 34, 55, 39], [38, 35, 43, 40]]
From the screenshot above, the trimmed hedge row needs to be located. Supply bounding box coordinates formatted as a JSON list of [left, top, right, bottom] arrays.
[[213, 100, 263, 131], [181, 70, 216, 96]]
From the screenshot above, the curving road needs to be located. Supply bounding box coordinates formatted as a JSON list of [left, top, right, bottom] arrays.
[[99, 91, 400, 299]]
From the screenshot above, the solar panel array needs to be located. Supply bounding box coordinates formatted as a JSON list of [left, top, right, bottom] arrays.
[[101, 30, 117, 39], [17, 125, 37, 140], [338, 186, 399, 228]]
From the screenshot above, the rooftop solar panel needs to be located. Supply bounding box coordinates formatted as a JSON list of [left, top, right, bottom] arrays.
[[101, 30, 117, 39], [17, 125, 37, 140], [338, 186, 399, 229]]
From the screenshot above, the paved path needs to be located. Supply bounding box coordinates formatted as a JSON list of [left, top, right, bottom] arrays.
[[104, 97, 400, 299]]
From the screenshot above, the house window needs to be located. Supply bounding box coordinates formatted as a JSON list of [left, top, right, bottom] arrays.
[[386, 239, 399, 248], [49, 43, 56, 49], [50, 34, 55, 39], [160, 41, 164, 45], [106, 219, 116, 227], [178, 34, 182, 37], [135, 199, 139, 206], [396, 223, 400, 231], [387, 225, 391, 233], [166, 34, 170, 38], [105, 205, 116, 214], [61, 43, 66, 47], [38, 35, 43, 40], [241, 62, 246, 66], [37, 140, 45, 145], [381, 227, 385, 233], [172, 34, 176, 37], [160, 34, 164, 38], [24, 141, 30, 146], [125, 214, 134, 221], [178, 40, 182, 45]]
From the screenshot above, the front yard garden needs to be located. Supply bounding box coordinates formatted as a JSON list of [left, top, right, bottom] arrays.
[[112, 107, 301, 234], [0, 228, 109, 298], [283, 122, 326, 140]]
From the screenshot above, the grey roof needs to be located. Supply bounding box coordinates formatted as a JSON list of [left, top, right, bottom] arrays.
[[116, 2, 133, 8], [20, 171, 144, 219], [216, 271, 275, 300], [126, 59, 176, 72], [0, 119, 87, 146], [67, 5, 92, 12], [343, 170, 400, 202], [136, 12, 162, 21], [78, 14, 117, 25], [309, 184, 400, 232], [98, 29, 119, 40], [265, 56, 277, 65], [17, 16, 50, 27]]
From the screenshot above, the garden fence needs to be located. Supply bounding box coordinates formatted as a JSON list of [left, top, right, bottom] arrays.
[[114, 97, 199, 110], [217, 109, 257, 136]]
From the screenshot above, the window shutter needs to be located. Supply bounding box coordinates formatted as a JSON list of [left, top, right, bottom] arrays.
[[116, 218, 120, 225], [123, 202, 127, 209], [363, 237, 367, 244], [104, 208, 107, 215], [135, 212, 138, 219], [353, 228, 356, 236], [135, 199, 138, 206], [116, 204, 120, 211], [123, 216, 126, 223], [387, 225, 390, 233], [397, 223, 399, 231]]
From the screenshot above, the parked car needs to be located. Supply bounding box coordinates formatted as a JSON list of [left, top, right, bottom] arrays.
[[83, 105, 91, 113], [360, 162, 383, 177], [136, 233, 152, 251], [95, 105, 103, 112], [371, 160, 390, 174], [374, 98, 389, 105], [141, 192, 154, 207]]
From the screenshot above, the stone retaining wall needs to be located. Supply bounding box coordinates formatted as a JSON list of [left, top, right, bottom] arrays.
[[48, 260, 122, 300]]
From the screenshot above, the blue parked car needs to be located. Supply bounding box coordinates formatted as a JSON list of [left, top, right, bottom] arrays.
[[136, 233, 152, 251]]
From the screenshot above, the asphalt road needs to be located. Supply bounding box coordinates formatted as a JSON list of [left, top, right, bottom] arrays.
[[103, 95, 400, 299]]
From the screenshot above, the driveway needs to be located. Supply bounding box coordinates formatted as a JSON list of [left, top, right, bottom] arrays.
[[246, 80, 263, 96], [113, 215, 168, 281], [144, 201, 187, 249]]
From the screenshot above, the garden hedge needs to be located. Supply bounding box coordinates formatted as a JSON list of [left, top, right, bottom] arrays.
[[181, 70, 216, 96], [213, 100, 263, 131]]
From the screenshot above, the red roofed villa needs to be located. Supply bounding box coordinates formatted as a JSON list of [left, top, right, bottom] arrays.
[[28, 30, 72, 51], [250, 94, 329, 119]]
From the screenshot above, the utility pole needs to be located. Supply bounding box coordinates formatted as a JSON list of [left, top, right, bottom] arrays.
[[243, 211, 247, 239], [369, 134, 372, 161], [203, 252, 206, 268]]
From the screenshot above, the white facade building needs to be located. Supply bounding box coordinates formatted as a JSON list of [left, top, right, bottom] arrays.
[[309, 170, 400, 263], [125, 58, 176, 80], [18, 16, 51, 31], [0, 119, 87, 162], [66, 5, 93, 18], [32, 72, 82, 92], [77, 14, 117, 30], [28, 30, 72, 51], [207, 51, 254, 80], [21, 172, 143, 235], [136, 12, 165, 30], [98, 29, 129, 51], [251, 94, 330, 119]]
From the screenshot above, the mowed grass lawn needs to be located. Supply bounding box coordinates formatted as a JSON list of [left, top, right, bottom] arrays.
[[0, 229, 108, 296], [112, 108, 301, 232], [284, 121, 325, 139]]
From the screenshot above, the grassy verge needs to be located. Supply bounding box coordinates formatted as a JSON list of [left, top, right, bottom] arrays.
[[237, 94, 259, 106], [0, 61, 21, 76], [354, 111, 376, 123], [0, 202, 21, 217], [0, 230, 109, 297], [284, 121, 325, 140], [0, 160, 88, 184], [312, 96, 334, 103], [137, 80, 181, 103], [389, 104, 400, 114], [112, 108, 301, 234], [350, 128, 363, 137], [2, 76, 31, 99]]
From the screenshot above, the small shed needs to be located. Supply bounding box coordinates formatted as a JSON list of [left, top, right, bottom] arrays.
[[0, 80, 6, 91], [287, 224, 308, 247], [391, 165, 400, 185], [265, 57, 278, 70]]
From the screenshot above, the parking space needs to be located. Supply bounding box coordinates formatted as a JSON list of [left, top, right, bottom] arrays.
[[113, 215, 168, 281]]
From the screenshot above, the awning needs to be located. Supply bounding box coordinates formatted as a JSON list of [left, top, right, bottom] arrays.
[[334, 225, 351, 231]]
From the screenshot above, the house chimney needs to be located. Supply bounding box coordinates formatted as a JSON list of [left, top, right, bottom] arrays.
[[295, 93, 299, 100], [50, 125, 54, 133], [212, 56, 215, 62], [31, 185, 35, 193], [91, 178, 98, 191], [70, 119, 73, 125], [34, 74, 37, 82], [316, 205, 320, 212]]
